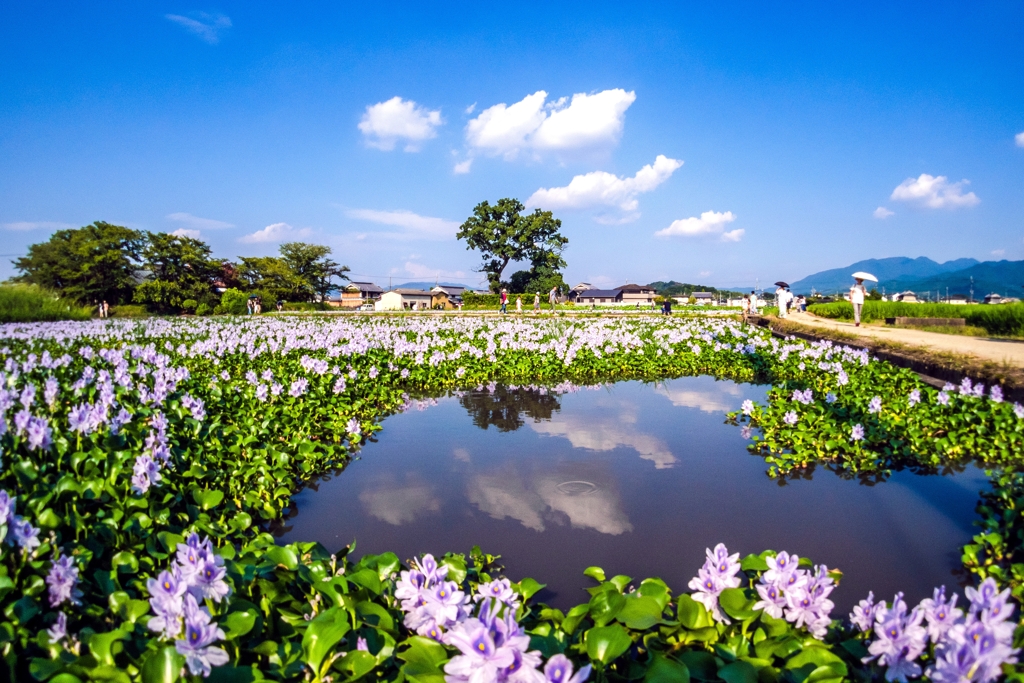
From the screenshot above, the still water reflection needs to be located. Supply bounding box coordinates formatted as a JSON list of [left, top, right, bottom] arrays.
[[275, 377, 988, 611]]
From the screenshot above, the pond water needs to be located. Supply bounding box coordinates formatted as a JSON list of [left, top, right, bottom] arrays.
[[275, 376, 989, 612]]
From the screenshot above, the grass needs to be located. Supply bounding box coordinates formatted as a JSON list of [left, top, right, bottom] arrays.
[[809, 300, 1024, 336], [0, 284, 93, 323]]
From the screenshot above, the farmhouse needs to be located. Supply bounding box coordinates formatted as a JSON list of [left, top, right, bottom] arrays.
[[572, 283, 656, 306], [337, 281, 384, 308], [374, 288, 433, 311]]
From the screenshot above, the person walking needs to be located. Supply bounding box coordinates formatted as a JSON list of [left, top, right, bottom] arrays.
[[850, 278, 867, 327], [499, 288, 508, 314], [548, 286, 558, 313], [749, 291, 760, 316], [533, 292, 540, 313], [246, 297, 253, 315], [775, 285, 788, 319], [515, 295, 522, 314], [741, 293, 750, 325]]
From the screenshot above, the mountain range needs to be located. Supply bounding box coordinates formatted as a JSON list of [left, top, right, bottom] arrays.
[[789, 257, 1024, 298]]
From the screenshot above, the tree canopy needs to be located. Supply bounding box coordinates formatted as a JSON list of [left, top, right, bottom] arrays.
[[456, 198, 568, 293], [12, 221, 145, 304], [279, 242, 350, 303], [133, 232, 221, 312]]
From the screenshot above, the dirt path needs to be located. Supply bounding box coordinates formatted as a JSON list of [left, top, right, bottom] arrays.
[[784, 311, 1024, 368]]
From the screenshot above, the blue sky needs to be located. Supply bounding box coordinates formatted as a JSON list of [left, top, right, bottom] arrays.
[[2, 2, 1023, 290]]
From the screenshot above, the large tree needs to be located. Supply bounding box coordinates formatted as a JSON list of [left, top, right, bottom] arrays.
[[237, 256, 306, 302], [133, 232, 221, 312], [279, 242, 350, 303], [12, 221, 145, 304], [456, 198, 568, 293]]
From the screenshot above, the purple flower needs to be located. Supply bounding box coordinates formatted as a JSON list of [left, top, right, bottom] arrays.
[[289, 379, 308, 397], [9, 516, 40, 552], [46, 554, 83, 607], [131, 455, 161, 495], [989, 386, 1003, 403], [475, 579, 518, 608], [0, 490, 14, 526], [825, 392, 837, 404], [47, 612, 68, 645], [44, 378, 59, 408], [255, 384, 269, 402], [25, 416, 52, 450], [175, 594, 229, 677], [356, 636, 369, 651], [850, 591, 881, 633], [1016, 402, 1024, 419], [741, 400, 754, 415], [783, 411, 798, 425], [544, 654, 591, 683], [908, 389, 920, 407], [868, 396, 882, 414], [864, 593, 928, 683], [346, 418, 361, 437], [937, 392, 950, 406], [740, 426, 753, 439], [444, 618, 516, 682], [754, 582, 786, 619], [851, 424, 865, 442], [960, 378, 974, 396], [688, 543, 741, 623], [920, 586, 962, 644], [190, 557, 231, 603]]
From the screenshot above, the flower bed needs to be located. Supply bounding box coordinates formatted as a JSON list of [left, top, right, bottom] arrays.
[[0, 315, 1021, 682]]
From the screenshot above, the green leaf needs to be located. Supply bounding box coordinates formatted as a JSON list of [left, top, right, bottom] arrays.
[[719, 588, 758, 620], [517, 578, 545, 601], [192, 489, 225, 510], [224, 606, 258, 639], [207, 666, 258, 683], [438, 555, 467, 584], [741, 552, 770, 572], [584, 566, 606, 582], [141, 646, 184, 683], [301, 608, 350, 679], [347, 568, 382, 594], [608, 575, 632, 592], [398, 636, 449, 683], [588, 588, 626, 627], [637, 578, 671, 609], [337, 650, 376, 680], [616, 595, 664, 630], [718, 661, 758, 683], [678, 651, 717, 681], [585, 624, 632, 665], [786, 647, 845, 672], [13, 596, 39, 624], [111, 551, 139, 574], [645, 655, 691, 683], [87, 629, 128, 667], [264, 545, 299, 570], [30, 657, 65, 681], [677, 594, 710, 630]]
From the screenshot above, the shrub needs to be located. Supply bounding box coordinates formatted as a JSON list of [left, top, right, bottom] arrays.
[[0, 284, 92, 322], [219, 288, 249, 315], [195, 302, 210, 316], [181, 298, 198, 313]]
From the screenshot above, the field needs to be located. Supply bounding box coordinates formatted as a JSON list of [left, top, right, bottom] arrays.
[[0, 285, 93, 324], [808, 300, 1024, 336], [0, 315, 1021, 682]]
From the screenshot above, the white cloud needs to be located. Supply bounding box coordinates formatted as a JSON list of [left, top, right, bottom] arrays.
[[1016, 131, 1024, 148], [238, 222, 311, 244], [171, 228, 201, 239], [358, 97, 442, 152], [698, 270, 712, 278], [167, 212, 233, 230], [992, 249, 1006, 257], [655, 210, 736, 238], [720, 229, 745, 242], [359, 482, 439, 525], [890, 174, 980, 209], [453, 159, 473, 174], [464, 103, 476, 115], [1, 221, 74, 231], [526, 155, 682, 219], [873, 206, 895, 219], [654, 381, 742, 413], [465, 89, 635, 160], [165, 12, 231, 44], [531, 413, 676, 469], [402, 262, 468, 280], [346, 208, 459, 240]]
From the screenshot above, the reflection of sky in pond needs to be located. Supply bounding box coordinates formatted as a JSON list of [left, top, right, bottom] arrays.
[[276, 376, 988, 611]]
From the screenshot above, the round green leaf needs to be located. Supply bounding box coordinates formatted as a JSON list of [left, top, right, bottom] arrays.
[[141, 645, 184, 683], [585, 624, 632, 665]]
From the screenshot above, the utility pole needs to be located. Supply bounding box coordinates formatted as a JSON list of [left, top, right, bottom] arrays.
[[970, 277, 974, 304], [389, 276, 392, 292]]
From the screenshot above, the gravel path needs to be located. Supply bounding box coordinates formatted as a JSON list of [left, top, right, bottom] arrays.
[[785, 311, 1024, 368]]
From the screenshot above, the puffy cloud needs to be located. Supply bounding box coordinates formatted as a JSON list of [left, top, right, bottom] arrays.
[[238, 222, 311, 244], [453, 159, 473, 174], [1, 221, 73, 231], [873, 206, 895, 219], [165, 12, 231, 44], [359, 481, 439, 525], [526, 155, 682, 219], [654, 210, 736, 239], [720, 229, 744, 242], [358, 97, 442, 151], [171, 228, 201, 239], [465, 89, 635, 159], [654, 382, 743, 413], [531, 414, 676, 469], [1016, 131, 1024, 148], [890, 174, 979, 209], [992, 249, 1006, 257], [346, 208, 459, 240], [167, 212, 233, 230]]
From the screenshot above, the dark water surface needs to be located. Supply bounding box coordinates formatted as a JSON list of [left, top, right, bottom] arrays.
[[275, 377, 988, 612]]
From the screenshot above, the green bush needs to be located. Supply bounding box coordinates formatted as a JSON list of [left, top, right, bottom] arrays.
[[808, 301, 1024, 336], [0, 284, 92, 323], [195, 302, 211, 316], [219, 288, 249, 315], [181, 298, 198, 313], [109, 304, 148, 318]]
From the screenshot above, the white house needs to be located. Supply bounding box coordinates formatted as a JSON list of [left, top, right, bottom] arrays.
[[374, 289, 433, 311]]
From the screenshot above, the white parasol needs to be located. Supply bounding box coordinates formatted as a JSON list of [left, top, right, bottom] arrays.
[[851, 271, 878, 282]]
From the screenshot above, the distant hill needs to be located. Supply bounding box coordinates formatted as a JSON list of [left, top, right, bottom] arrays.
[[647, 281, 744, 297], [790, 257, 978, 294], [790, 257, 1024, 299], [390, 281, 472, 291]]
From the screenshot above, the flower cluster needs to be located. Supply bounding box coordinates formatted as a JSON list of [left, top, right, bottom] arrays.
[[396, 555, 589, 683], [146, 534, 230, 677], [0, 488, 39, 553], [132, 412, 171, 494], [851, 578, 1018, 683], [751, 551, 835, 638], [688, 543, 742, 623], [46, 553, 82, 607]]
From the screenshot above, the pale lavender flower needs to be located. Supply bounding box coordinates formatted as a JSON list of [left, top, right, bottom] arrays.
[[783, 411, 798, 425], [544, 654, 591, 683], [908, 390, 920, 407], [346, 418, 361, 437], [937, 392, 950, 406], [851, 424, 865, 442], [20, 383, 35, 409], [175, 594, 229, 677], [190, 557, 231, 603], [864, 593, 928, 683], [455, 367, 466, 378], [0, 490, 14, 526], [255, 384, 268, 402], [9, 516, 40, 552], [850, 591, 880, 633], [401, 368, 410, 379], [754, 582, 786, 619], [688, 543, 741, 623], [990, 386, 1004, 403], [475, 579, 518, 607], [270, 382, 283, 397], [741, 400, 754, 415], [25, 416, 52, 450], [47, 612, 68, 645], [1015, 402, 1024, 419], [740, 426, 753, 439], [868, 396, 882, 414], [825, 392, 837, 404], [356, 637, 369, 651], [837, 370, 849, 386], [920, 586, 962, 644], [44, 378, 59, 408], [46, 554, 83, 607], [959, 378, 973, 395], [288, 379, 308, 397]]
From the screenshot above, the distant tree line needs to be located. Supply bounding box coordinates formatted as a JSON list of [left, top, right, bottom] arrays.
[[647, 281, 745, 299], [10, 221, 349, 313]]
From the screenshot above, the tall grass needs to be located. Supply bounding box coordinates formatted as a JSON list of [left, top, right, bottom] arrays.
[[808, 301, 1024, 336], [0, 285, 93, 323]]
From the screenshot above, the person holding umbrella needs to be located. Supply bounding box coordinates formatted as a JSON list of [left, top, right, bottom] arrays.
[[774, 281, 790, 318], [849, 271, 877, 327]]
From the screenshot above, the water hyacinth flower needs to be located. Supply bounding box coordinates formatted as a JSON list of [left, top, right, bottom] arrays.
[[475, 578, 520, 609], [783, 411, 798, 425], [443, 599, 544, 683], [0, 490, 14, 526], [176, 594, 229, 677], [544, 654, 591, 683], [825, 392, 837, 404], [864, 592, 929, 683], [851, 591, 882, 633], [46, 554, 83, 607], [687, 543, 741, 623], [47, 612, 68, 645], [908, 389, 920, 407], [1014, 402, 1024, 419], [346, 418, 361, 437], [147, 569, 188, 639], [867, 396, 882, 414], [989, 385, 1003, 403], [9, 516, 40, 552], [937, 392, 950, 406], [919, 586, 962, 644], [741, 399, 754, 415], [851, 424, 865, 442]]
